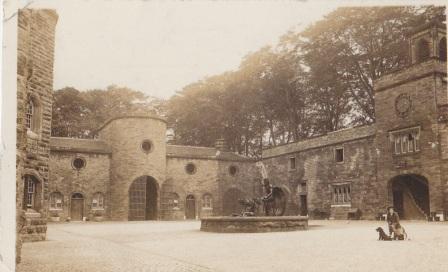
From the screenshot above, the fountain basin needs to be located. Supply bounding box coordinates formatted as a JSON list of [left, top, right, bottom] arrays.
[[200, 216, 308, 233]]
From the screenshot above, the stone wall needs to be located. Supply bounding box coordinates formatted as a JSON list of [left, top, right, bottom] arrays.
[[164, 157, 219, 219], [48, 151, 111, 221], [262, 130, 378, 219], [16, 9, 58, 263], [217, 160, 260, 216], [98, 116, 167, 220], [374, 60, 447, 214]]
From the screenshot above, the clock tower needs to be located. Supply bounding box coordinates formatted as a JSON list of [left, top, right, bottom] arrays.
[[373, 20, 447, 218]]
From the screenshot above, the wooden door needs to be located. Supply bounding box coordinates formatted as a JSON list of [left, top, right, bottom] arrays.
[[71, 197, 84, 221], [300, 195, 308, 216], [185, 195, 196, 219]]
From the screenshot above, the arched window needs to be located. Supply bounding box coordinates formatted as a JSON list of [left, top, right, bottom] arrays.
[[416, 39, 430, 63], [49, 192, 63, 210], [92, 192, 104, 209], [168, 192, 180, 209], [202, 194, 213, 209], [439, 37, 447, 62], [26, 99, 34, 130]]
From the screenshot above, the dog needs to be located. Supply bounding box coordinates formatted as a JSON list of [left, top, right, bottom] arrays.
[[392, 226, 407, 240], [376, 227, 392, 241]]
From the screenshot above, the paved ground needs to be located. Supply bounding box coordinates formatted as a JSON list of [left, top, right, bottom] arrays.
[[17, 220, 448, 272]]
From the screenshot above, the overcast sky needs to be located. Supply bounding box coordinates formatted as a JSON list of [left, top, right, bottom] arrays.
[[19, 0, 345, 99], [22, 0, 443, 99]]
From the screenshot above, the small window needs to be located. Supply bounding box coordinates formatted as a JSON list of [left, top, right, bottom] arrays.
[[141, 140, 153, 153], [26, 99, 34, 130], [439, 37, 446, 62], [229, 165, 238, 176], [50, 192, 63, 210], [416, 39, 430, 63], [92, 193, 104, 209], [202, 194, 213, 209], [185, 163, 196, 175], [289, 157, 296, 170], [24, 176, 37, 209], [168, 193, 180, 209], [335, 148, 344, 162], [72, 157, 86, 170], [25, 96, 41, 133]]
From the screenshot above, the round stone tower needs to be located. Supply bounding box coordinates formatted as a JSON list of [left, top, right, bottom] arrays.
[[97, 115, 167, 221]]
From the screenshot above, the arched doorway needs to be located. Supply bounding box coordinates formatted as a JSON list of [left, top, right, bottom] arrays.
[[71, 193, 84, 221], [129, 176, 159, 221], [185, 195, 196, 219], [23, 175, 42, 211], [389, 174, 429, 220], [222, 188, 245, 216]]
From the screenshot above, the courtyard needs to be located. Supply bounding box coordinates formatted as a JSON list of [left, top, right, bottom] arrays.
[[17, 220, 448, 272]]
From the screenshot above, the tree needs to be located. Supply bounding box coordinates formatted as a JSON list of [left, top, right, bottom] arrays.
[[52, 85, 165, 138]]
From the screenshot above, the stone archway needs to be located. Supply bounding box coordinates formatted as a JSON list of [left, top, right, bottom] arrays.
[[222, 188, 245, 216], [389, 174, 429, 220], [129, 176, 159, 221]]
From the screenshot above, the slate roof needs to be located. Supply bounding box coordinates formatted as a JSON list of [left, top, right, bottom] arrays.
[[50, 137, 112, 154], [166, 145, 253, 162], [262, 124, 376, 158]]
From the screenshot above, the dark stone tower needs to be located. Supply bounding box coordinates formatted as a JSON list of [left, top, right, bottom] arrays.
[[373, 20, 447, 219], [16, 9, 58, 262]]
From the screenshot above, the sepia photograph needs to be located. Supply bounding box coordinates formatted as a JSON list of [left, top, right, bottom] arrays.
[[0, 0, 447, 271]]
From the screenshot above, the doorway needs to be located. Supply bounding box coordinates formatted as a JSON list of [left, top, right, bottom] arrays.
[[185, 195, 196, 219], [71, 193, 84, 221], [129, 176, 159, 221], [299, 195, 308, 216], [390, 174, 429, 220]]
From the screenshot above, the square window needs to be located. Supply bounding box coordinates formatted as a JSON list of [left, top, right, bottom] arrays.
[[335, 148, 344, 162], [289, 157, 296, 170]]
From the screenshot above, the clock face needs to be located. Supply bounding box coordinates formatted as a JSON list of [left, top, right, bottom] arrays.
[[395, 94, 412, 117]]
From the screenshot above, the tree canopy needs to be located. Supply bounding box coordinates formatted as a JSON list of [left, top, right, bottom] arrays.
[[52, 6, 446, 158]]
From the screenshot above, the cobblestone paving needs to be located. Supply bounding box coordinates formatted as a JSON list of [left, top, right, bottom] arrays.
[[17, 220, 448, 272]]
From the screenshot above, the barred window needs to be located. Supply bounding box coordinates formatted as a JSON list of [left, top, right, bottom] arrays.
[[332, 184, 351, 205], [92, 192, 104, 209], [202, 194, 213, 209], [49, 192, 63, 210], [391, 127, 420, 155]]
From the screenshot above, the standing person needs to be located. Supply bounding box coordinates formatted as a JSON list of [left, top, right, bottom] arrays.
[[262, 178, 274, 215], [386, 206, 402, 238]]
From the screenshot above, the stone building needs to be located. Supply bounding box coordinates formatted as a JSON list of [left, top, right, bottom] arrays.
[[15, 8, 58, 263], [262, 20, 447, 220], [48, 116, 259, 222], [15, 10, 447, 250]]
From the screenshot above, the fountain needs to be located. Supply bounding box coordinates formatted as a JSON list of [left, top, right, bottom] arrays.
[[200, 162, 308, 233]]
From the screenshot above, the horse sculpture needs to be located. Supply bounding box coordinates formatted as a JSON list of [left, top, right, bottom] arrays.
[[236, 178, 287, 217], [261, 179, 287, 216]]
